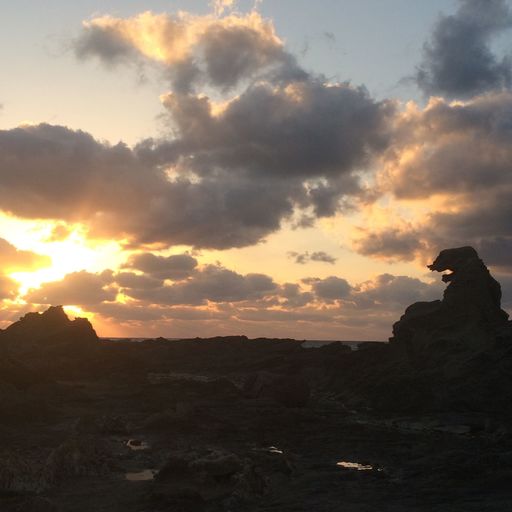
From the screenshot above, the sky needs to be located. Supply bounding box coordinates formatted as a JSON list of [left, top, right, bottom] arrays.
[[0, 0, 511, 340]]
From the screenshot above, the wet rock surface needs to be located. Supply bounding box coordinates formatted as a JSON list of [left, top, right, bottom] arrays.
[[1, 248, 512, 510]]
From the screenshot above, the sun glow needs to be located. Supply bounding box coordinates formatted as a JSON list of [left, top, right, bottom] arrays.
[[63, 305, 93, 320], [0, 214, 123, 296]]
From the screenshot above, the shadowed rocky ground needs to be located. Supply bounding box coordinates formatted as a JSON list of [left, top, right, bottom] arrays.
[[1, 247, 512, 511]]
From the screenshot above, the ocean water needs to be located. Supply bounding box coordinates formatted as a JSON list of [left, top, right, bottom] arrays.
[[101, 338, 384, 350]]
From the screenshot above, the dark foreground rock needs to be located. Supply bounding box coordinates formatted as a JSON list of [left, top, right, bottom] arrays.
[[1, 247, 512, 511]]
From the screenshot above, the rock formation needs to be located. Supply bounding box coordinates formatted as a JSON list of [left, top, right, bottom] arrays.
[[390, 246, 510, 356], [0, 305, 98, 357]]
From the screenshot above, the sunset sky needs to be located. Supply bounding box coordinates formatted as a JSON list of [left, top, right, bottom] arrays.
[[0, 0, 511, 340]]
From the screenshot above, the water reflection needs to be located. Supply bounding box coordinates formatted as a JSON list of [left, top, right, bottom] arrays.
[[125, 469, 157, 481], [336, 461, 373, 471], [126, 439, 150, 451]]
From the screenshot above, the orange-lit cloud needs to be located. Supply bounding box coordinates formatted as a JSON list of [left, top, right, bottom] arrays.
[[0, 237, 51, 273], [75, 9, 292, 92], [350, 92, 512, 275]]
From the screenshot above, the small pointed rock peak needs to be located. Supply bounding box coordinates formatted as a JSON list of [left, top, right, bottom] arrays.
[[13, 305, 71, 329], [42, 305, 69, 319]]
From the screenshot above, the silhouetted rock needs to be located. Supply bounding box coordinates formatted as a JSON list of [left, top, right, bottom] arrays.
[[326, 247, 512, 413], [391, 246, 509, 356], [0, 306, 98, 357]]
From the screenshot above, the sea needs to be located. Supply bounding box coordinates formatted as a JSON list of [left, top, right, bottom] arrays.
[[101, 338, 386, 351]]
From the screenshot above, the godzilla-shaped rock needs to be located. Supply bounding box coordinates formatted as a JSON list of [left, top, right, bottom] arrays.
[[0, 305, 98, 356], [390, 246, 509, 356]]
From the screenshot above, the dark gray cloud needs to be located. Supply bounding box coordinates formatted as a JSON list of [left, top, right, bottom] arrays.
[[200, 21, 306, 90], [74, 24, 136, 65], [114, 272, 163, 290], [25, 270, 117, 306], [352, 274, 443, 310], [123, 253, 198, 280], [309, 276, 352, 302], [280, 282, 314, 308], [124, 264, 278, 305], [354, 228, 427, 262], [287, 250, 337, 265], [416, 0, 512, 98], [0, 238, 51, 272], [157, 82, 392, 180], [477, 237, 512, 271], [0, 124, 157, 222]]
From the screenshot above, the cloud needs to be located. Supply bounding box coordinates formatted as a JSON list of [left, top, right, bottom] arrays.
[[309, 276, 352, 302], [0, 8, 397, 253], [0, 77, 392, 250], [0, 238, 51, 272], [211, 0, 236, 17], [279, 283, 314, 308], [123, 264, 278, 305], [74, 10, 304, 92], [123, 252, 198, 280], [61, 8, 394, 250], [156, 81, 392, 181], [25, 270, 117, 306], [353, 274, 443, 310], [287, 250, 337, 264], [353, 92, 512, 275], [114, 272, 163, 290], [0, 274, 19, 301], [0, 124, 289, 249], [45, 224, 72, 242], [415, 0, 512, 98], [353, 227, 427, 262], [0, 124, 156, 221]]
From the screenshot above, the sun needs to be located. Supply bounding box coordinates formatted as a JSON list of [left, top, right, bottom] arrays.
[[0, 213, 123, 296]]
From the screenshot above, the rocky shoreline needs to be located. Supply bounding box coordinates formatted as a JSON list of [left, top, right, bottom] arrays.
[[1, 247, 512, 511]]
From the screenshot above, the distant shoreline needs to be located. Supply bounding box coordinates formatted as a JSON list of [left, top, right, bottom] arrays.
[[99, 337, 388, 349]]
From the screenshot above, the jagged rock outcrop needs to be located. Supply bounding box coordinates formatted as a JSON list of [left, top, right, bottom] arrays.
[[328, 247, 512, 413], [390, 246, 510, 356], [0, 305, 98, 357]]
